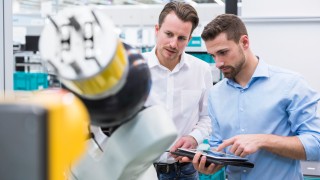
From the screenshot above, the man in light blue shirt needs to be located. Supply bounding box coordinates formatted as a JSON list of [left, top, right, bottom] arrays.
[[186, 14, 320, 179]]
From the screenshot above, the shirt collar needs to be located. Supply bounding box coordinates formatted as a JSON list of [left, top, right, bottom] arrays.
[[226, 59, 270, 88], [178, 52, 190, 69], [252, 59, 269, 78], [147, 47, 160, 68]]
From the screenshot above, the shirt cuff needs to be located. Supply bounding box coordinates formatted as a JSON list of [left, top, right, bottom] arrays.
[[189, 129, 204, 146], [298, 133, 320, 161]]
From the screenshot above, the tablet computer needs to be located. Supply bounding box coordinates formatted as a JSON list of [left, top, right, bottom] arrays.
[[171, 148, 254, 168], [203, 149, 248, 161]]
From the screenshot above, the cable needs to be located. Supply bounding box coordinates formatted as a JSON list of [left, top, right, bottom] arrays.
[[89, 130, 104, 152]]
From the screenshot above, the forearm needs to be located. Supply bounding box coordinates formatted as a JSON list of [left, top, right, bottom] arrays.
[[261, 134, 306, 160]]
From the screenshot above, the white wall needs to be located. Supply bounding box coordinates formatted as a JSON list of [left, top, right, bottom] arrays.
[[243, 18, 320, 92], [100, 4, 224, 27], [100, 4, 224, 51], [242, 0, 320, 17], [241, 0, 320, 92]]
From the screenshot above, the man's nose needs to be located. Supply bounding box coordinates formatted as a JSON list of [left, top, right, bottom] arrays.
[[215, 59, 224, 68], [170, 38, 178, 49]]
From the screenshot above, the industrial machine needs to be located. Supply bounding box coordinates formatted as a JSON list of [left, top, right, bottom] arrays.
[[0, 89, 90, 180], [1, 6, 177, 180]]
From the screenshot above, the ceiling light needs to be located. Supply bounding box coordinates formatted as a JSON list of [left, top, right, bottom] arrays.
[[215, 0, 225, 6]]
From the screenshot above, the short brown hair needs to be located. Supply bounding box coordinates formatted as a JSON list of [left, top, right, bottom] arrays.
[[201, 14, 248, 43], [158, 1, 199, 34]]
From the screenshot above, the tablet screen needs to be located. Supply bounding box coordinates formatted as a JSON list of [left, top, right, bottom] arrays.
[[203, 150, 247, 161]]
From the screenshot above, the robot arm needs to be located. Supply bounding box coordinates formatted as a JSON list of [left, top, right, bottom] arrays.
[[39, 6, 177, 180]]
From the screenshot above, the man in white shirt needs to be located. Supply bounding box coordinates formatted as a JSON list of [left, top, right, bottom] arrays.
[[143, 1, 213, 179]]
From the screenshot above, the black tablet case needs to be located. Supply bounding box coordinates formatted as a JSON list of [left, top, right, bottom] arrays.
[[171, 148, 254, 168]]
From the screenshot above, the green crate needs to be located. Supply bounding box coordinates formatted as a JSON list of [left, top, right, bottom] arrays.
[[199, 167, 225, 180], [189, 53, 215, 64], [14, 72, 48, 91], [304, 176, 320, 180]]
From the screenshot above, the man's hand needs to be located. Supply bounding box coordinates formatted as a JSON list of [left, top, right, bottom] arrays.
[[217, 134, 267, 157], [192, 152, 223, 175], [170, 135, 198, 161]]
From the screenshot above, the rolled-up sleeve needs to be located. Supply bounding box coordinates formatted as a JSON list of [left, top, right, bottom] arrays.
[[287, 77, 320, 161]]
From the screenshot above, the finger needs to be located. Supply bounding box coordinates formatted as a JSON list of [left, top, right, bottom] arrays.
[[192, 152, 202, 169], [198, 155, 208, 171], [170, 139, 184, 152], [193, 152, 202, 164], [168, 150, 178, 158], [170, 153, 177, 158], [177, 156, 184, 162], [175, 156, 183, 162], [217, 137, 235, 151], [181, 156, 192, 163], [228, 141, 240, 154], [206, 163, 216, 174], [233, 145, 243, 156], [240, 150, 249, 157]]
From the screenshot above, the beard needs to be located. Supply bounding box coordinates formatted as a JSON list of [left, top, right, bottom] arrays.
[[221, 48, 245, 80]]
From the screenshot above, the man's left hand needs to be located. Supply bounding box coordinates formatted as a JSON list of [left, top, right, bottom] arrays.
[[170, 135, 198, 161]]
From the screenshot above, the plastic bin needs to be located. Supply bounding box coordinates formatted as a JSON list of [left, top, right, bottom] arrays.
[[14, 72, 48, 91], [189, 53, 215, 64], [304, 176, 320, 180], [199, 167, 225, 180]]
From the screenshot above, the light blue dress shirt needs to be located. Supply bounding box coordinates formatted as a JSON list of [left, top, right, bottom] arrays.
[[208, 59, 320, 180]]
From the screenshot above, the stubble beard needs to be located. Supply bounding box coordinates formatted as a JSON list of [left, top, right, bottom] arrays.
[[223, 50, 246, 80]]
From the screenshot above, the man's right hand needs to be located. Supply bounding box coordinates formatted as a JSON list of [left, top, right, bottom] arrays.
[[190, 152, 223, 175]]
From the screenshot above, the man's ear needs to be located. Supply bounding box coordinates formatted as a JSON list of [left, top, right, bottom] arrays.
[[241, 35, 249, 49], [155, 24, 160, 35], [188, 35, 192, 42]]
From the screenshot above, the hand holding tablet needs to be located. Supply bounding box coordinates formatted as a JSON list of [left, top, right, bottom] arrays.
[[171, 148, 254, 168]]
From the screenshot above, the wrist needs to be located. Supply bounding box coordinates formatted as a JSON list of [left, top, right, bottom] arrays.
[[259, 134, 272, 150]]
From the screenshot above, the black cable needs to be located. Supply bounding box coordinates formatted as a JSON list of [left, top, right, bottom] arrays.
[[90, 131, 104, 152]]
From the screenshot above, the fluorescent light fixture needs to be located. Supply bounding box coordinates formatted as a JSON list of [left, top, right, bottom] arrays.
[[184, 0, 198, 7], [13, 0, 21, 13], [215, 0, 225, 6]]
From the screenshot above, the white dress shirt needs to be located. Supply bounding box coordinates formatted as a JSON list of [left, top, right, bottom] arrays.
[[143, 47, 213, 163]]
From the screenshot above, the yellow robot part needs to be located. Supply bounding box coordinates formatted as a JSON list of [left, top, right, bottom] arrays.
[[66, 40, 128, 98], [31, 89, 90, 180]]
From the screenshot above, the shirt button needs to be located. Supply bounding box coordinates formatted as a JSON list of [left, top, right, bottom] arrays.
[[241, 129, 245, 132], [240, 90, 244, 93], [240, 108, 244, 112], [243, 170, 247, 173]]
